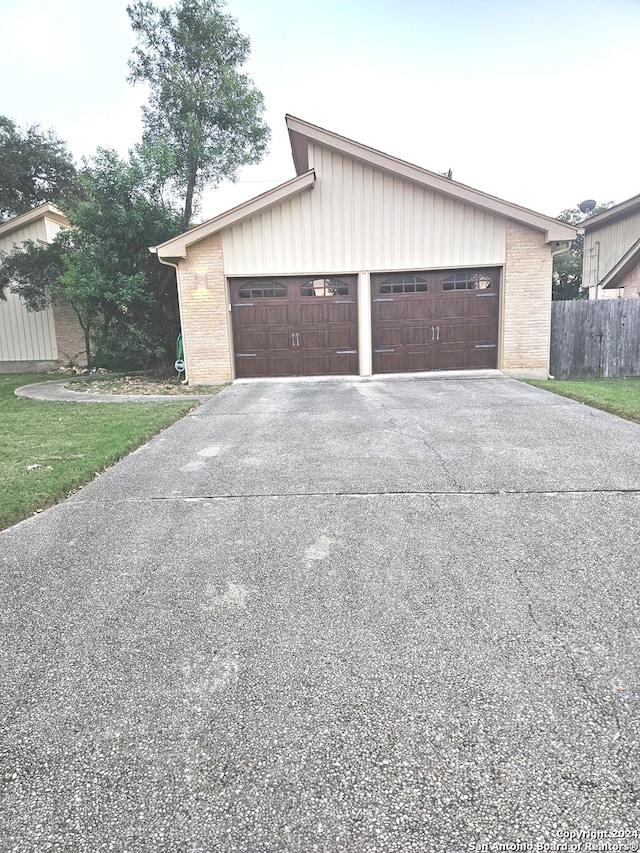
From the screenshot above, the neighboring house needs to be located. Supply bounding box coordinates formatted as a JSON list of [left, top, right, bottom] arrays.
[[155, 116, 576, 384], [581, 193, 640, 300], [0, 203, 86, 372]]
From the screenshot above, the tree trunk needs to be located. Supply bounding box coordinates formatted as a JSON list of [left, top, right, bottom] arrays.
[[181, 159, 199, 231]]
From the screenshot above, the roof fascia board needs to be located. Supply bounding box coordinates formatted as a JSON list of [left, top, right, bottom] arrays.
[[0, 202, 69, 237], [600, 236, 640, 289], [156, 169, 316, 259], [581, 193, 640, 231], [286, 115, 576, 242]]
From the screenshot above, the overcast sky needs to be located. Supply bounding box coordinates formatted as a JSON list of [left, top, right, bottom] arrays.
[[2, 0, 638, 222]]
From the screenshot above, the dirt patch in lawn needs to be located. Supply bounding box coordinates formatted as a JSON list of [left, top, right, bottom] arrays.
[[65, 374, 223, 396]]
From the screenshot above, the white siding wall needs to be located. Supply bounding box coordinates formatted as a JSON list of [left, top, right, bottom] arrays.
[[583, 209, 640, 290], [0, 290, 57, 360], [44, 217, 66, 243], [0, 218, 47, 253], [222, 145, 507, 275], [0, 214, 58, 362]]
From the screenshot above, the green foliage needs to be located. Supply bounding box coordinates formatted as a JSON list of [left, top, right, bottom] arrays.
[[553, 208, 586, 301], [127, 0, 270, 228], [0, 149, 182, 369], [0, 373, 196, 531], [553, 204, 614, 301], [525, 378, 640, 424], [0, 237, 66, 309], [0, 116, 80, 220]]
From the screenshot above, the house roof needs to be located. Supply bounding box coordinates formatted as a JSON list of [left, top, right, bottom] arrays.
[[0, 202, 69, 237], [600, 236, 640, 290], [286, 115, 576, 243], [155, 116, 576, 259], [580, 192, 640, 231]]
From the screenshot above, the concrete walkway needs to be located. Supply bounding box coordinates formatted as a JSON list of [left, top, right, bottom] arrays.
[[15, 378, 216, 402], [1, 376, 639, 851]]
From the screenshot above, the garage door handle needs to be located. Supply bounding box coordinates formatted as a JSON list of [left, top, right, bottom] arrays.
[[436, 326, 440, 341], [296, 332, 300, 347]]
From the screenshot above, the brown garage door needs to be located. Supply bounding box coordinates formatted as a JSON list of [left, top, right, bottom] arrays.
[[230, 276, 358, 378], [371, 268, 500, 373]]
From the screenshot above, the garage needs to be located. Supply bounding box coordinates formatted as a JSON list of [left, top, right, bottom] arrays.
[[230, 275, 358, 377], [371, 268, 500, 373], [155, 116, 577, 385]]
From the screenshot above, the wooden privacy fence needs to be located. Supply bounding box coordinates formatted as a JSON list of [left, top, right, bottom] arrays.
[[550, 299, 640, 378]]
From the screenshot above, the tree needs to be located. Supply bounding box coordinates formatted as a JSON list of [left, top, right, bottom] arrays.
[[553, 204, 614, 301], [0, 116, 80, 220], [127, 0, 270, 230], [0, 149, 182, 369]]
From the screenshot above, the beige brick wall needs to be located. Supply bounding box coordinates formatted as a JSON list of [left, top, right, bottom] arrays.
[[176, 234, 234, 384], [501, 222, 552, 373], [52, 300, 87, 366], [620, 260, 640, 298]]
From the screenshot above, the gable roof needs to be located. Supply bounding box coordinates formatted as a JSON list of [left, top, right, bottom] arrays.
[[0, 202, 69, 238], [286, 115, 576, 243], [581, 192, 640, 231], [155, 116, 576, 259]]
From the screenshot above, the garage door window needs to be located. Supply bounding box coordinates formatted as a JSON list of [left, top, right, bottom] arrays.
[[238, 281, 287, 298], [379, 274, 428, 294], [301, 278, 350, 297], [442, 272, 492, 291]]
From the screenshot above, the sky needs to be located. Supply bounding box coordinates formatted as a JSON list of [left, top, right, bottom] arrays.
[[1, 0, 639, 222]]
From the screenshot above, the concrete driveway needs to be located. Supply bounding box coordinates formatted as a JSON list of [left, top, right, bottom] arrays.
[[1, 376, 639, 851]]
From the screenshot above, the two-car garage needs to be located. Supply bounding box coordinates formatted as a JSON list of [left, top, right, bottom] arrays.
[[230, 267, 500, 378], [155, 116, 577, 384]]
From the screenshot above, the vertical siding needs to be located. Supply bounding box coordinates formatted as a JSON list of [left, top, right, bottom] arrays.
[[583, 209, 640, 289], [0, 217, 58, 361], [0, 290, 57, 360], [222, 145, 507, 275], [44, 217, 66, 243], [0, 218, 47, 253]]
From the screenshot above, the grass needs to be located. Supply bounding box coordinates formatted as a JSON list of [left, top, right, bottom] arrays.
[[525, 377, 640, 424], [0, 374, 199, 532]]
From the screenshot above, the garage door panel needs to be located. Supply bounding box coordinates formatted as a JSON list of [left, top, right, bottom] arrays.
[[439, 320, 496, 345], [327, 327, 357, 348], [233, 305, 293, 328], [373, 301, 405, 322], [467, 346, 498, 368], [372, 268, 500, 373], [404, 324, 437, 346], [325, 302, 357, 323], [231, 276, 358, 378]]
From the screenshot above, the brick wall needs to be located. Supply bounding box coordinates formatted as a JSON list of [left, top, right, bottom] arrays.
[[176, 234, 234, 384], [501, 222, 552, 374], [52, 300, 87, 366], [620, 260, 640, 298]]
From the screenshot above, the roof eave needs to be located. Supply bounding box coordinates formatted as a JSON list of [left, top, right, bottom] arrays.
[[155, 170, 317, 259], [0, 202, 70, 237], [581, 193, 640, 231]]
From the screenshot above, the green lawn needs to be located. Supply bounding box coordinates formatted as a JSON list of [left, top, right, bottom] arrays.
[[526, 377, 640, 424], [0, 374, 198, 531]]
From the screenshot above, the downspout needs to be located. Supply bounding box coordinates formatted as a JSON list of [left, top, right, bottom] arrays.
[[149, 246, 185, 380]]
